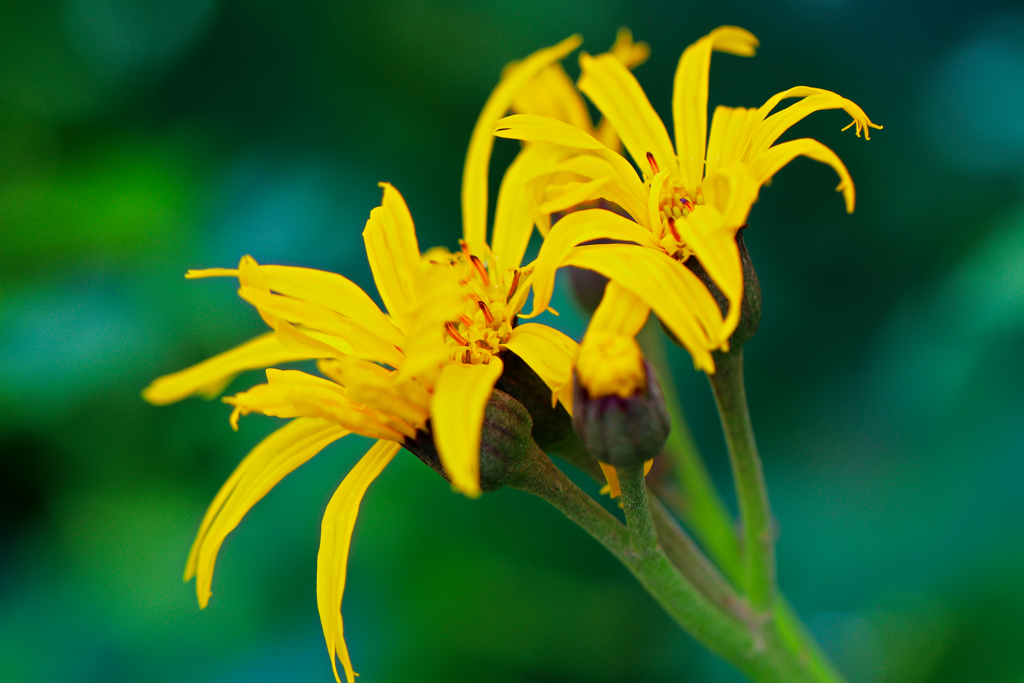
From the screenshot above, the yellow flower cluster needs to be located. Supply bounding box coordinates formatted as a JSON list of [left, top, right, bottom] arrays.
[[144, 26, 877, 683]]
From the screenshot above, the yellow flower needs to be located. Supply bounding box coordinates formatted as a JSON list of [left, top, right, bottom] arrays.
[[494, 26, 881, 371], [143, 36, 584, 683]]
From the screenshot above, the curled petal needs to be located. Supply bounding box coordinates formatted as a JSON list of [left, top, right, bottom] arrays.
[[364, 183, 421, 333], [750, 137, 856, 212]]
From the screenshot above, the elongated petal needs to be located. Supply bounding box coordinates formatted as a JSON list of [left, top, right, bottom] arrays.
[[672, 26, 759, 190], [750, 87, 881, 158], [318, 439, 400, 683], [257, 265, 405, 348], [705, 105, 761, 178], [363, 184, 421, 333], [589, 281, 650, 337], [525, 208, 661, 318], [750, 137, 857, 212], [647, 169, 671, 239], [533, 151, 648, 223], [431, 359, 504, 496], [609, 26, 650, 70], [537, 178, 611, 217], [492, 144, 560, 271], [319, 357, 430, 429], [562, 245, 721, 371], [503, 323, 579, 414], [578, 52, 677, 178], [463, 35, 582, 254], [701, 162, 760, 228], [238, 287, 405, 369], [670, 207, 743, 338], [143, 332, 310, 406], [186, 417, 349, 607]]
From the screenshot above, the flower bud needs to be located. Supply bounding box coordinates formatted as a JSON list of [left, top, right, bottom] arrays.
[[404, 388, 534, 493], [572, 332, 671, 468]]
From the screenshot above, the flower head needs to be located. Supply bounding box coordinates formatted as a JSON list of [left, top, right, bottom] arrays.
[[495, 26, 880, 370], [144, 35, 585, 683]]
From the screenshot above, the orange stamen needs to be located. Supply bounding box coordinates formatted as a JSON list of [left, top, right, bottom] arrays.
[[445, 322, 468, 346], [646, 151, 659, 175], [506, 270, 521, 303], [462, 349, 472, 364], [469, 254, 491, 287], [666, 216, 682, 241], [478, 300, 494, 324], [459, 314, 474, 327]]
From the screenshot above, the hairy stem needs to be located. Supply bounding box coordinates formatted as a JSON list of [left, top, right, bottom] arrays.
[[709, 347, 776, 611]]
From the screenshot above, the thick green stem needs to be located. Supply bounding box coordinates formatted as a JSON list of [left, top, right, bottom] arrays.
[[510, 446, 811, 683], [708, 347, 776, 611], [639, 323, 743, 581]]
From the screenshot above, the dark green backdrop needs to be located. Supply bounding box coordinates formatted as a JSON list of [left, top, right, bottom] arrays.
[[2, 1, 1024, 681]]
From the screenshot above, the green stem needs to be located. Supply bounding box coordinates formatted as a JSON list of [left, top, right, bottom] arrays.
[[708, 346, 776, 611], [510, 446, 809, 683], [639, 323, 743, 581]]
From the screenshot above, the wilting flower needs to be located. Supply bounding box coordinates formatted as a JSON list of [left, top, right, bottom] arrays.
[[494, 25, 881, 370], [144, 36, 583, 683]]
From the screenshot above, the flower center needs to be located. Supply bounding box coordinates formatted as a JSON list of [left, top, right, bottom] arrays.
[[642, 151, 704, 262], [442, 242, 521, 365]]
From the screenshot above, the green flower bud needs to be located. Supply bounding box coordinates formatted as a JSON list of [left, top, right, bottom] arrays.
[[404, 388, 534, 493], [572, 334, 671, 468]]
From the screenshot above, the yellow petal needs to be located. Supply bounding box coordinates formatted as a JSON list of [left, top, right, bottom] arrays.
[[186, 417, 349, 608], [537, 177, 611, 216], [463, 35, 582, 255], [578, 52, 678, 179], [492, 144, 560, 272], [430, 358, 504, 496], [705, 105, 761, 178], [535, 151, 648, 223], [669, 207, 743, 338], [143, 332, 310, 406], [562, 244, 721, 372], [502, 323, 579, 415], [750, 86, 881, 158], [672, 26, 759, 191], [257, 265, 405, 348], [317, 439, 401, 683], [749, 137, 856, 212], [647, 169, 672, 239], [363, 183, 421, 333], [589, 281, 650, 338], [238, 287, 405, 369], [701, 162, 761, 227], [525, 208, 660, 318]]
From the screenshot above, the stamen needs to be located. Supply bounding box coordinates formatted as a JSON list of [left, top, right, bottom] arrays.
[[459, 239, 471, 257], [469, 254, 491, 287], [478, 300, 494, 324], [666, 216, 682, 242], [506, 270, 520, 303], [646, 151, 659, 175], [445, 322, 468, 346], [678, 197, 692, 211], [462, 349, 472, 364], [459, 314, 474, 327]]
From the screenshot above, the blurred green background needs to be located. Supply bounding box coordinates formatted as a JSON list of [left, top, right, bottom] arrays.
[[2, 1, 1023, 681]]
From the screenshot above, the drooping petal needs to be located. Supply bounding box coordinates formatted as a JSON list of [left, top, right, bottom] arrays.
[[705, 105, 761, 178], [257, 265, 405, 348], [142, 332, 311, 406], [749, 137, 856, 212], [525, 208, 661, 318], [430, 358, 505, 496], [749, 86, 881, 158], [671, 26, 759, 191], [363, 183, 421, 333], [317, 439, 401, 683], [589, 281, 650, 338], [578, 52, 678, 178], [502, 323, 579, 414], [463, 35, 582, 254], [186, 417, 349, 608], [561, 244, 722, 372], [238, 287, 405, 369]]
